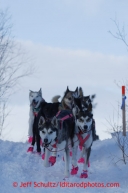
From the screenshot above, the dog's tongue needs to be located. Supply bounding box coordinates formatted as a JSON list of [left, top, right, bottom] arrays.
[[32, 101, 37, 107]]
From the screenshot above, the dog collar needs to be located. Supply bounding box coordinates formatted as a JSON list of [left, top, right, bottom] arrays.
[[33, 106, 41, 116]]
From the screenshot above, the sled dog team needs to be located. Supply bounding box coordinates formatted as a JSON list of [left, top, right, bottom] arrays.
[[27, 87, 99, 178]]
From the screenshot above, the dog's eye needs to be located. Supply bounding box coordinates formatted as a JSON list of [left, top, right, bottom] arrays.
[[49, 131, 53, 134], [79, 118, 83, 122], [86, 118, 91, 122], [42, 131, 45, 134], [68, 97, 72, 100]]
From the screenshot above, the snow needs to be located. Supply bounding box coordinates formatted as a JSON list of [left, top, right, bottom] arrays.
[[0, 137, 128, 193]]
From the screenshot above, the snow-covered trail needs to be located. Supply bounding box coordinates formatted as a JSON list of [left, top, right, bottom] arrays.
[[0, 138, 128, 193]]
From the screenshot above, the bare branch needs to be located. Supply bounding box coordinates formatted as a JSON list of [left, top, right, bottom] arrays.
[[109, 18, 128, 50], [0, 9, 34, 134]]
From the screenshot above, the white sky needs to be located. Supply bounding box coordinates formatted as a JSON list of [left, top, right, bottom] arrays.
[[0, 0, 128, 141]]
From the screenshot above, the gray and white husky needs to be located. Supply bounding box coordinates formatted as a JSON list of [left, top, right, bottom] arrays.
[[28, 88, 43, 138], [38, 110, 75, 177]]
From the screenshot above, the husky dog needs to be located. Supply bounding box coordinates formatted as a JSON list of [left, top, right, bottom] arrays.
[[28, 88, 43, 137], [52, 86, 78, 110], [27, 88, 45, 153], [71, 94, 94, 178], [38, 110, 75, 177], [40, 101, 60, 120], [75, 87, 99, 141]]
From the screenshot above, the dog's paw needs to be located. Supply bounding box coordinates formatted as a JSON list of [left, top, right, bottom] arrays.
[[27, 146, 33, 152], [71, 166, 79, 175], [28, 136, 33, 143], [80, 170, 88, 178], [42, 153, 45, 160], [78, 157, 85, 163], [49, 156, 56, 166]]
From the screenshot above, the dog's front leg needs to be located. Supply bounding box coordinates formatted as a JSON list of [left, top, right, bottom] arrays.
[[63, 148, 70, 178], [71, 142, 79, 175], [71, 144, 78, 167], [44, 147, 50, 167], [83, 147, 88, 170], [80, 147, 88, 178], [28, 106, 34, 137], [49, 147, 57, 166]]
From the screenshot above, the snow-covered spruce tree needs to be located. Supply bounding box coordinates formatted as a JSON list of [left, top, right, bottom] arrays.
[[0, 9, 33, 135]]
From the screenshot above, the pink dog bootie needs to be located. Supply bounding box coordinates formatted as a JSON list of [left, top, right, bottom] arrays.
[[78, 158, 90, 167], [28, 136, 33, 143], [49, 156, 56, 166], [42, 153, 45, 160], [27, 146, 33, 152], [80, 170, 88, 178], [71, 165, 79, 175], [78, 157, 85, 163]]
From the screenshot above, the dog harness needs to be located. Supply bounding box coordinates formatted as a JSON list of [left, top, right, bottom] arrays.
[[77, 133, 90, 147], [56, 110, 73, 120], [33, 106, 41, 116], [56, 110, 73, 129]]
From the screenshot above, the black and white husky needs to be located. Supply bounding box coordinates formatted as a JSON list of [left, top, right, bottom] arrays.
[[38, 110, 75, 177], [71, 88, 94, 178]]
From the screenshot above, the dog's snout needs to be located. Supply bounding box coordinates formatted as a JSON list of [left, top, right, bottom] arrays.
[[84, 125, 88, 130], [44, 138, 48, 143]]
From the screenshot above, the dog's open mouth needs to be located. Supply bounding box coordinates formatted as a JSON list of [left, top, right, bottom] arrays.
[[32, 101, 38, 107], [43, 140, 52, 148]]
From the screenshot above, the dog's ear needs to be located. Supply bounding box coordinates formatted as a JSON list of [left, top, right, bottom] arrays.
[[38, 116, 45, 130], [78, 87, 83, 98], [73, 87, 78, 98], [83, 95, 90, 102], [65, 86, 70, 94], [67, 86, 69, 92], [88, 103, 92, 112], [29, 90, 33, 95], [91, 94, 96, 102], [64, 86, 70, 96], [39, 88, 42, 96], [75, 87, 78, 92], [51, 116, 58, 128]]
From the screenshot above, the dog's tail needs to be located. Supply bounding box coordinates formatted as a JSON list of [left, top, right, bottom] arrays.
[[52, 95, 61, 103]]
